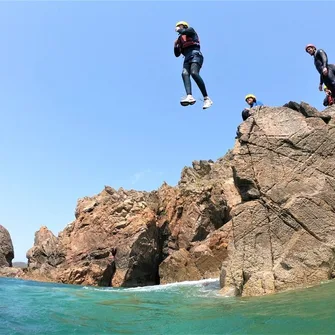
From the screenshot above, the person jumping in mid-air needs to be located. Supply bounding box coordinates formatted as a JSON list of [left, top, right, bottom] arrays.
[[174, 21, 213, 109], [242, 94, 263, 120], [305, 44, 335, 96]]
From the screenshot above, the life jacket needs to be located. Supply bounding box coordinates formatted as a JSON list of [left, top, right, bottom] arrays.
[[178, 33, 200, 50]]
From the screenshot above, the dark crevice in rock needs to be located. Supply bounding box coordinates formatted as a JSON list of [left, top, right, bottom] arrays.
[[242, 270, 251, 286], [176, 206, 183, 219], [157, 221, 171, 274], [123, 223, 160, 287], [192, 224, 209, 242], [98, 262, 116, 287], [232, 167, 260, 201], [88, 250, 110, 260], [5, 252, 14, 267]]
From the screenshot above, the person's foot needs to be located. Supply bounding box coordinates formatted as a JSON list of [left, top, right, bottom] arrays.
[[180, 95, 196, 106], [203, 97, 213, 109]]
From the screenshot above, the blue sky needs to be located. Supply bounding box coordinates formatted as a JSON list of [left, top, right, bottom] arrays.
[[1, 1, 333, 262]]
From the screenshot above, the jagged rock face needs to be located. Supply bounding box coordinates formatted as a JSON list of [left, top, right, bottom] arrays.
[[22, 101, 335, 296], [174, 158, 236, 247], [159, 222, 232, 284], [24, 173, 237, 287], [27, 226, 65, 270], [157, 158, 239, 284], [26, 189, 161, 287], [0, 225, 14, 267], [221, 103, 335, 297]]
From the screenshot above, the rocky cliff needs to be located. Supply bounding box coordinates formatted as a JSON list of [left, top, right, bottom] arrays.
[[23, 101, 335, 297], [220, 101, 335, 296], [0, 225, 23, 278], [0, 225, 14, 267]]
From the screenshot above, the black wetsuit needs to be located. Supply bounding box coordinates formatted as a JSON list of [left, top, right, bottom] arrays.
[[174, 27, 208, 97], [314, 49, 335, 95]]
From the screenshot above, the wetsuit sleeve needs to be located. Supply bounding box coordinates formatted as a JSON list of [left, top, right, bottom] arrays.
[[320, 74, 323, 86], [177, 27, 196, 36], [318, 49, 328, 69]]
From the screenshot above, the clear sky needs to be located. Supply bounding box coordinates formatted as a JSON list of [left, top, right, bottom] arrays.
[[1, 1, 333, 262]]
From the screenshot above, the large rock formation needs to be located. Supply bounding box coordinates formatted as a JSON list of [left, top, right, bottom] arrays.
[[220, 102, 335, 296], [0, 225, 23, 278], [24, 166, 238, 286], [0, 225, 14, 267], [22, 101, 335, 297]]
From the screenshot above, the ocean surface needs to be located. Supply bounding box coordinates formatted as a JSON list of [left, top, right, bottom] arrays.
[[1, 277, 335, 334]]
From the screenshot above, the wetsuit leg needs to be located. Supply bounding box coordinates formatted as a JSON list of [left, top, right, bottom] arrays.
[[182, 62, 192, 95], [190, 63, 208, 97], [327, 65, 335, 96]]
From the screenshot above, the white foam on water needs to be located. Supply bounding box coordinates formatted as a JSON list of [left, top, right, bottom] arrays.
[[122, 278, 219, 292], [82, 277, 220, 294]]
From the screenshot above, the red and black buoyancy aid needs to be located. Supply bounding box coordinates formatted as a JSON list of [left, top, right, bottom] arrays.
[[178, 32, 200, 50]]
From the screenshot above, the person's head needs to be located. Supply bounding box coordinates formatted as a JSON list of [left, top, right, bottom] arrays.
[[175, 21, 189, 31], [324, 85, 332, 95], [305, 44, 316, 56], [245, 94, 256, 106]]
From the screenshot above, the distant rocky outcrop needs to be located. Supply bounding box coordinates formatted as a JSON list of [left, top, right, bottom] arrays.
[[0, 225, 14, 267], [21, 101, 335, 297], [0, 225, 24, 278]]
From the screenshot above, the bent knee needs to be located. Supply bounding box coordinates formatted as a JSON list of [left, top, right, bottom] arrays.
[[182, 68, 190, 76], [190, 70, 200, 77]]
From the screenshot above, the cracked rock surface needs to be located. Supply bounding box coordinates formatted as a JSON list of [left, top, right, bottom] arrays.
[[221, 102, 335, 296]]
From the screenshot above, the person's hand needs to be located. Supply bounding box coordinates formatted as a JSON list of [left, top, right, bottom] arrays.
[[319, 84, 323, 91], [323, 67, 328, 76]]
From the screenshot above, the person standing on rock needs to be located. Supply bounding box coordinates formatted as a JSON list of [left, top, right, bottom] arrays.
[[323, 85, 334, 107], [174, 21, 213, 109], [242, 94, 264, 121], [305, 44, 335, 96]]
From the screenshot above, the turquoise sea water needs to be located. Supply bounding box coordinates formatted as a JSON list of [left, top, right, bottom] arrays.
[[1, 277, 335, 334]]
